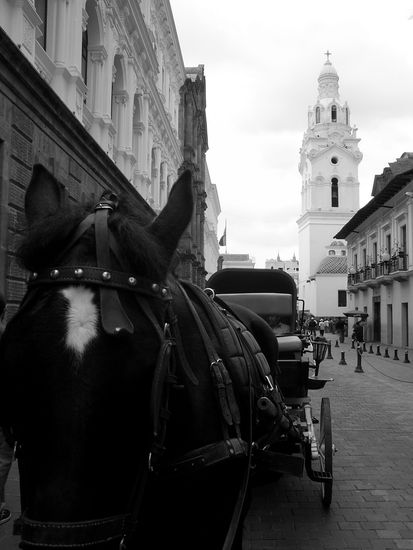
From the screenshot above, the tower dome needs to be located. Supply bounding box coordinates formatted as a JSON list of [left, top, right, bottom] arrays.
[[318, 52, 339, 100]]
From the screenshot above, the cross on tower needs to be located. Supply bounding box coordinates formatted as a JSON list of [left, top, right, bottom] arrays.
[[324, 50, 332, 62]]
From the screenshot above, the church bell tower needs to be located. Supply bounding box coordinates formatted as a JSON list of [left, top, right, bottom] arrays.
[[297, 52, 362, 313]]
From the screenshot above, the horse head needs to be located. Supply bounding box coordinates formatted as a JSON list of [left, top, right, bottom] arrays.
[[0, 165, 197, 548]]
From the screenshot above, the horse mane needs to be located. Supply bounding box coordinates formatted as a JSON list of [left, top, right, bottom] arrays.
[[18, 193, 171, 281]]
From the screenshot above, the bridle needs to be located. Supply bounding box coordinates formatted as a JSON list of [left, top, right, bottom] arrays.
[[17, 192, 253, 550], [19, 193, 177, 548]]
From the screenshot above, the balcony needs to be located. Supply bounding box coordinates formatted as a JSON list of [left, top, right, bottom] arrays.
[[347, 254, 409, 290]]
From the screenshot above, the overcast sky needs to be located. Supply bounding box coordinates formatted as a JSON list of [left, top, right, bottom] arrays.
[[170, 1, 413, 268]]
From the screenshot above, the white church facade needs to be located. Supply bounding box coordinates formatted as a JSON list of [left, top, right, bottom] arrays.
[[297, 54, 362, 317]]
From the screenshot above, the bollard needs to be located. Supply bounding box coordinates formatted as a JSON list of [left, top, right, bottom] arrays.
[[335, 340, 339, 348], [384, 348, 389, 358], [326, 341, 333, 360], [376, 345, 381, 356], [368, 344, 374, 354], [363, 342, 367, 352], [393, 349, 399, 361], [404, 351, 410, 364], [354, 344, 364, 373], [351, 339, 355, 349], [338, 351, 347, 365]]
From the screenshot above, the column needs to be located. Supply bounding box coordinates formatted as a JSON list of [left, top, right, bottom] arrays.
[[54, 0, 67, 67], [407, 197, 413, 269], [142, 93, 150, 177], [112, 91, 129, 172], [152, 146, 161, 211], [88, 46, 108, 117], [160, 162, 168, 209]]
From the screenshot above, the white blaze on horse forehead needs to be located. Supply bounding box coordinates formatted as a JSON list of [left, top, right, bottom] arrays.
[[61, 286, 98, 355]]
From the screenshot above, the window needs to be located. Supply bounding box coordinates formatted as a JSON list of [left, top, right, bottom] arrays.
[[331, 105, 337, 122], [35, 0, 48, 50], [362, 248, 367, 267], [345, 107, 349, 125], [372, 242, 377, 264], [385, 234, 391, 255], [81, 29, 88, 85], [331, 156, 338, 165], [400, 225, 407, 253], [338, 290, 347, 307], [331, 177, 338, 207], [328, 250, 336, 256], [315, 106, 320, 123]]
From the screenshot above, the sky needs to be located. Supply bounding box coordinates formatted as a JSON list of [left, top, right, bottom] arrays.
[[170, 1, 413, 268]]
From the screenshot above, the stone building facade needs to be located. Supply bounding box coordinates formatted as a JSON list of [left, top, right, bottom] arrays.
[[0, 0, 219, 308]]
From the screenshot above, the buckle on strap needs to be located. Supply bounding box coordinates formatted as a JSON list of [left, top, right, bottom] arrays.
[[20, 513, 130, 548]]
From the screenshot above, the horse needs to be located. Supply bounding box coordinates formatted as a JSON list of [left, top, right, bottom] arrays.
[[0, 165, 299, 549]]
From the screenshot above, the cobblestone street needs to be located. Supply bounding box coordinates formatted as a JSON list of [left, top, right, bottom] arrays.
[[1, 338, 413, 550], [243, 338, 413, 549]]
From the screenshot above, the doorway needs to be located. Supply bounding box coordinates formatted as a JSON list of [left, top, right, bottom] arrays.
[[373, 299, 381, 342]]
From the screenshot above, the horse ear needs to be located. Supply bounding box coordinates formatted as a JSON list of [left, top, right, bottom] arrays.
[[25, 165, 67, 226], [149, 170, 193, 257]]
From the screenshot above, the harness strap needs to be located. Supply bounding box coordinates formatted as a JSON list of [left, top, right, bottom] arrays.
[[27, 266, 171, 299], [176, 282, 242, 440], [151, 438, 248, 477], [94, 207, 134, 335], [20, 513, 130, 548]]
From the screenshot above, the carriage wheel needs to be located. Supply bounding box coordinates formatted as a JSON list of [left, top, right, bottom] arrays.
[[318, 397, 333, 507]]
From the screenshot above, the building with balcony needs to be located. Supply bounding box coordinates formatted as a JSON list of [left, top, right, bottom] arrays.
[[335, 153, 413, 348]]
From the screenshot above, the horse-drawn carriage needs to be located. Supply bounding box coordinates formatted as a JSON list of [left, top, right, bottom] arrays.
[[0, 166, 334, 550], [207, 267, 334, 507]]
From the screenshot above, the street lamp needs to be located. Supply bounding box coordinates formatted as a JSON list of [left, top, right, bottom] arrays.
[[382, 251, 390, 262], [349, 265, 356, 275]]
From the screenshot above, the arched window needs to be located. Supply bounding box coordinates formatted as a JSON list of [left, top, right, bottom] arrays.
[[331, 177, 338, 207], [315, 106, 320, 124], [331, 105, 337, 122]]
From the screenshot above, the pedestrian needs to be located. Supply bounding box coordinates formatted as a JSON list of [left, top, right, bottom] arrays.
[[352, 320, 364, 345], [0, 291, 13, 526], [308, 316, 317, 338], [335, 317, 345, 343], [318, 318, 326, 336]]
